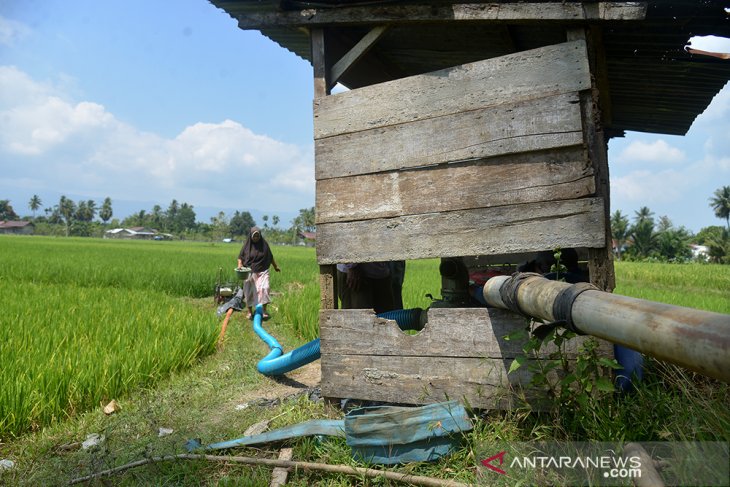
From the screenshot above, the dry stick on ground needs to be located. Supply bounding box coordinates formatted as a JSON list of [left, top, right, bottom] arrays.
[[270, 447, 293, 487], [68, 453, 470, 487]]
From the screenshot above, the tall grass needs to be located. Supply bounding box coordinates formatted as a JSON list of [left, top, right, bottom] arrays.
[[1, 235, 727, 441], [0, 237, 332, 438], [614, 261, 730, 313], [0, 280, 216, 438], [0, 237, 231, 297]]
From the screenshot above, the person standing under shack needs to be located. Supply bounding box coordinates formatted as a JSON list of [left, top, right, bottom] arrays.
[[337, 262, 395, 314], [238, 226, 280, 320]]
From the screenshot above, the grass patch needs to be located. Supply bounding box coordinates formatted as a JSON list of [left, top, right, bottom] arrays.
[[1, 237, 728, 485]]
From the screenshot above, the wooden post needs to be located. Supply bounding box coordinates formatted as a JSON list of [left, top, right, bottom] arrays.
[[569, 26, 615, 292], [311, 28, 329, 98], [312, 27, 338, 311]]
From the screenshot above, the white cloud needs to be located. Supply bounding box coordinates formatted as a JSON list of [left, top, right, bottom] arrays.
[[0, 16, 31, 47], [0, 65, 314, 213], [615, 139, 685, 164], [612, 169, 684, 204], [695, 83, 730, 123]]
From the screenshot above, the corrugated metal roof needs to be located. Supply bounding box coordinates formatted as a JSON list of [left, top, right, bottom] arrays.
[[209, 0, 730, 137], [0, 220, 33, 228]]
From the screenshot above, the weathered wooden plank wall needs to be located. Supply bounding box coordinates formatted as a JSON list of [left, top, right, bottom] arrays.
[[317, 198, 604, 263], [320, 308, 612, 408], [314, 40, 605, 264]]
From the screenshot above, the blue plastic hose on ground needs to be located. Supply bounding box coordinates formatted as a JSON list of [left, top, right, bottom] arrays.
[[251, 305, 423, 376]]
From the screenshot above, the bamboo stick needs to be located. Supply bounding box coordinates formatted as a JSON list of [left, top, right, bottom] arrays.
[[69, 453, 470, 487]]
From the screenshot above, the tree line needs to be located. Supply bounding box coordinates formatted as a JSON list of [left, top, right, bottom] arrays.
[[3, 185, 728, 261], [610, 186, 730, 264], [1, 194, 316, 244]]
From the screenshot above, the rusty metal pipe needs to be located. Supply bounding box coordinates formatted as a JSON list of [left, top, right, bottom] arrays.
[[483, 274, 730, 382]]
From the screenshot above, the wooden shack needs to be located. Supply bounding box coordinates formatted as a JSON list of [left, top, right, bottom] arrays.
[[210, 0, 730, 407]]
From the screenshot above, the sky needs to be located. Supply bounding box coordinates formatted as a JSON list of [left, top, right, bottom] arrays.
[[0, 0, 728, 232]]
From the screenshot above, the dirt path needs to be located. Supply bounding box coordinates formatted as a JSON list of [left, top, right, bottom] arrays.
[[242, 361, 322, 403]]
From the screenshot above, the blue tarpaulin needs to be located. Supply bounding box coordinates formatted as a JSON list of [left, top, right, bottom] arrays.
[[188, 401, 472, 465]]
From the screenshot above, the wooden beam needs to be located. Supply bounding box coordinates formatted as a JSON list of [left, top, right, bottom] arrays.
[[311, 28, 328, 97], [236, 3, 647, 29], [329, 25, 389, 90], [316, 198, 606, 264]]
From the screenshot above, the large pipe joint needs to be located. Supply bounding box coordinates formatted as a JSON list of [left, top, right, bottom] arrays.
[[482, 273, 730, 383]]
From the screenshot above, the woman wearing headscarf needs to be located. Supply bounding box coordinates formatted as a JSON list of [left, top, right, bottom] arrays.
[[237, 226, 280, 319]]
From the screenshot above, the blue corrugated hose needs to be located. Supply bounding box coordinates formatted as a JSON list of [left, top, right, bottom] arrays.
[[251, 305, 423, 376]]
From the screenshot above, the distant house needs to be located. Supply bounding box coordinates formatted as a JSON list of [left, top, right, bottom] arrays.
[[0, 220, 34, 235], [104, 227, 171, 240], [297, 231, 316, 246], [690, 244, 710, 261]]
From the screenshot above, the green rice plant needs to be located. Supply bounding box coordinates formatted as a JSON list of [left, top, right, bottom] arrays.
[[0, 279, 218, 438], [614, 261, 730, 313], [0, 236, 234, 298], [401, 258, 441, 309]]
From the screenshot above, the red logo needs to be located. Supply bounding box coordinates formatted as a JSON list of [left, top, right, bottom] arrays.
[[481, 451, 507, 475]]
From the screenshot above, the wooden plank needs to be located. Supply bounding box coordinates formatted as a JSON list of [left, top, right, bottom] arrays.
[[321, 354, 531, 409], [314, 40, 590, 139], [316, 92, 584, 180], [319, 264, 338, 310], [597, 2, 647, 20], [270, 448, 293, 487], [316, 197, 606, 264], [236, 3, 647, 29], [320, 308, 605, 359], [316, 147, 594, 224], [320, 307, 613, 408], [329, 25, 389, 90]]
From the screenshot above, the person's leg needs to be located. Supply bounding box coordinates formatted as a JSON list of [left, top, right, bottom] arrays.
[[349, 276, 381, 310], [243, 275, 257, 319], [371, 276, 395, 314], [337, 270, 352, 309], [256, 270, 271, 317], [388, 261, 406, 310]]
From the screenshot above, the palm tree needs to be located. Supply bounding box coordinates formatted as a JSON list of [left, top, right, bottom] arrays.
[[28, 195, 42, 219], [709, 186, 730, 231], [58, 196, 76, 237], [99, 197, 113, 224], [86, 199, 97, 221], [610, 210, 630, 260], [630, 207, 656, 258], [634, 206, 654, 225], [630, 219, 657, 258]]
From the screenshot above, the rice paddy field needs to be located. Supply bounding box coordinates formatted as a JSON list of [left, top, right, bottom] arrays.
[[1, 235, 728, 442]]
